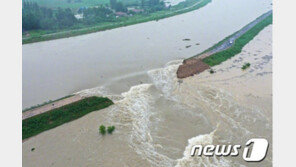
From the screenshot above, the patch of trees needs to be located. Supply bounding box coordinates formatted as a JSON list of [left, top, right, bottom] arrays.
[[22, 2, 77, 31], [148, 0, 165, 12], [110, 0, 127, 12], [140, 0, 165, 13], [108, 0, 164, 13], [23, 0, 166, 32], [83, 6, 115, 24]]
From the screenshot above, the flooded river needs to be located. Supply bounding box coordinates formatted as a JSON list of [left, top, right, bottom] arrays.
[[23, 25, 272, 166], [23, 0, 273, 166], [23, 0, 271, 109]]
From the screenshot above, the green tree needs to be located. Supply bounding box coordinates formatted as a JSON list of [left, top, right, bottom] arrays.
[[114, 2, 126, 12], [22, 2, 77, 31], [99, 125, 106, 135], [141, 0, 145, 8], [110, 0, 117, 9], [107, 126, 115, 134]]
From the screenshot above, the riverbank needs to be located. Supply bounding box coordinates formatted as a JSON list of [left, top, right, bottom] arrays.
[[22, 0, 211, 44], [23, 0, 272, 109], [177, 10, 272, 78], [22, 95, 83, 120], [22, 96, 113, 140], [191, 25, 272, 114]]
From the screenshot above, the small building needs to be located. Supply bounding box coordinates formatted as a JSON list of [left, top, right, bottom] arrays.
[[129, 9, 144, 13], [127, 7, 136, 10], [115, 12, 128, 17], [74, 14, 84, 20]]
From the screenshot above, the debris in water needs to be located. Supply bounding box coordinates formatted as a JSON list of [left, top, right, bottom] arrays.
[[183, 38, 191, 41], [186, 45, 191, 48]]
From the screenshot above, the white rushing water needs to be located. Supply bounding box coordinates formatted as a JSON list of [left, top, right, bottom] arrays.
[[76, 55, 271, 166], [22, 0, 272, 109]]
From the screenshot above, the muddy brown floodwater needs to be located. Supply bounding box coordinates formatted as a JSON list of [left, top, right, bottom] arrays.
[[23, 25, 272, 167], [23, 0, 272, 109]]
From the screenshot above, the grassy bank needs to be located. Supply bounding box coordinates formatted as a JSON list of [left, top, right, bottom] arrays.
[[27, 0, 138, 10], [202, 13, 272, 66], [22, 96, 113, 139], [23, 0, 211, 44]]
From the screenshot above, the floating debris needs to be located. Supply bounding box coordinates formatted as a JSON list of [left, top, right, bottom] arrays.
[[183, 38, 191, 41]]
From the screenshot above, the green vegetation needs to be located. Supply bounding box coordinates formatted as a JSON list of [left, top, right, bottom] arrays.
[[26, 0, 139, 10], [107, 126, 115, 134], [22, 96, 113, 139], [99, 125, 106, 135], [202, 13, 272, 66], [23, 0, 212, 43], [209, 69, 215, 74], [241, 62, 251, 70], [99, 125, 115, 135], [22, 95, 74, 112], [23, 2, 77, 31]]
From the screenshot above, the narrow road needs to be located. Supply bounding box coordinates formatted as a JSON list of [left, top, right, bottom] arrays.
[[22, 95, 84, 120], [199, 10, 272, 59], [177, 10, 272, 78]]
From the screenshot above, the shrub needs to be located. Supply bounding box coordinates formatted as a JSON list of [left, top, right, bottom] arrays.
[[242, 63, 251, 70], [107, 126, 115, 134], [99, 125, 106, 135], [210, 69, 215, 74]]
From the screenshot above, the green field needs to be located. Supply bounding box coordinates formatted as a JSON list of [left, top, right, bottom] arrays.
[[24, 0, 139, 10], [202, 13, 272, 66], [22, 96, 113, 139], [23, 0, 212, 43]]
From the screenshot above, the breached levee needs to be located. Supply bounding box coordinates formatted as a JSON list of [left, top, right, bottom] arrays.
[[177, 58, 210, 78], [22, 24, 272, 167], [177, 10, 272, 78]]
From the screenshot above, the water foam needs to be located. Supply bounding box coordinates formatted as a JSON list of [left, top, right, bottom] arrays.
[[108, 84, 174, 166], [147, 60, 182, 99], [75, 86, 123, 102], [75, 58, 269, 167], [175, 128, 238, 167]]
